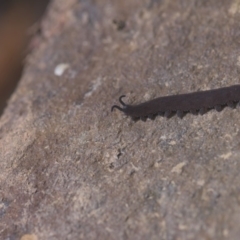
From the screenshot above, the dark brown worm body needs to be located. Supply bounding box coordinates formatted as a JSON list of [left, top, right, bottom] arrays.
[[111, 85, 240, 120]]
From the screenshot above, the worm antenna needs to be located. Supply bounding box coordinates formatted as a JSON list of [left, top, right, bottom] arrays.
[[119, 95, 127, 106], [111, 105, 125, 112]]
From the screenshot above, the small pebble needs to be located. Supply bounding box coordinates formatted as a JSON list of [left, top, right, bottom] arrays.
[[54, 63, 69, 76]]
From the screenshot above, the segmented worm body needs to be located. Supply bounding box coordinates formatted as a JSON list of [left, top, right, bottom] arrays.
[[111, 85, 240, 121]]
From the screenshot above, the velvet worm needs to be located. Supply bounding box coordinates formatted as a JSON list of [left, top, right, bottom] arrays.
[[111, 85, 240, 121]]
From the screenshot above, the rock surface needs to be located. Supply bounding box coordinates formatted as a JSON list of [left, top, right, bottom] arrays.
[[1, 0, 240, 239]]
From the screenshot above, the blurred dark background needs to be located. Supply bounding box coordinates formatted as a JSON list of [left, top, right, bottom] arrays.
[[0, 0, 50, 116]]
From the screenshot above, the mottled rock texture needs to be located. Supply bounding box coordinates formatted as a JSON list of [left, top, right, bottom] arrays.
[[1, 0, 240, 239]]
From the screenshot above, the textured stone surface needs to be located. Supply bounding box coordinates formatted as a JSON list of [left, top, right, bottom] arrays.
[[1, 0, 240, 239]]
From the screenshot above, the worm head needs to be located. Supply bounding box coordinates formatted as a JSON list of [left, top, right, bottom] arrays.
[[111, 95, 128, 112]]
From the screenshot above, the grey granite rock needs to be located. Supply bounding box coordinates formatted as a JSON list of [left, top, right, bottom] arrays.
[[1, 0, 240, 239]]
